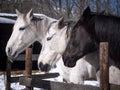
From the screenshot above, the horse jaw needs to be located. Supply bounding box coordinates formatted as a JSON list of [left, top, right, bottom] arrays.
[[37, 50, 59, 72]]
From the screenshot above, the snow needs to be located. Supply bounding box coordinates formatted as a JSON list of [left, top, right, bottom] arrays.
[[0, 66, 99, 90], [0, 74, 99, 90], [0, 13, 17, 17]]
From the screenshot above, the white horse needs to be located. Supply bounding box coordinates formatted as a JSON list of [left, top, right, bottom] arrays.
[[38, 17, 120, 85], [38, 17, 97, 84], [6, 9, 57, 60]]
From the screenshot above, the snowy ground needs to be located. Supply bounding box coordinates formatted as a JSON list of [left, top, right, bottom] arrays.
[[0, 75, 99, 90], [1, 60, 99, 89], [0, 60, 99, 90], [0, 73, 99, 90]]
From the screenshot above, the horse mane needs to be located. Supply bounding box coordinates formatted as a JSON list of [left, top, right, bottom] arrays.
[[86, 11, 120, 68], [31, 16, 43, 21], [63, 20, 76, 30]]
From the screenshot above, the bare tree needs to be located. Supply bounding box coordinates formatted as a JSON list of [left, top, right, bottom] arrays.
[[116, 0, 120, 16], [96, 0, 101, 12], [105, 0, 112, 14], [59, 0, 62, 13]]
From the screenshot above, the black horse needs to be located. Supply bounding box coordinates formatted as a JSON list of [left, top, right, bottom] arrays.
[[62, 7, 120, 68]]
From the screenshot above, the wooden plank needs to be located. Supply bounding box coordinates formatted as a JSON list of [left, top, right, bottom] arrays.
[[15, 54, 39, 61], [19, 76, 120, 90], [19, 77, 100, 90], [25, 48, 33, 90], [100, 42, 109, 90], [6, 59, 11, 90], [30, 73, 59, 79], [11, 76, 19, 83], [11, 73, 59, 83], [25, 48, 32, 76]]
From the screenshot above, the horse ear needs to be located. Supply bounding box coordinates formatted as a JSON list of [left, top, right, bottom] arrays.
[[15, 9, 22, 17], [83, 6, 91, 18], [26, 9, 33, 21], [57, 17, 64, 29]]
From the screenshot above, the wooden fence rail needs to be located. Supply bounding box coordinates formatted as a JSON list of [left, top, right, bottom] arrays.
[[19, 77, 120, 90]]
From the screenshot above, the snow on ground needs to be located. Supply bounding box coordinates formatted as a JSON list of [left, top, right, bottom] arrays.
[[0, 63, 99, 90], [0, 74, 99, 90], [0, 62, 99, 90]]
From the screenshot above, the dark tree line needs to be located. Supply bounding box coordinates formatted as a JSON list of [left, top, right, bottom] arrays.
[[0, 0, 120, 20]]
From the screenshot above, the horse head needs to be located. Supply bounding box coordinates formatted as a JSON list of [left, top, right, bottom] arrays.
[[6, 9, 56, 61], [62, 7, 97, 67], [38, 17, 71, 72]]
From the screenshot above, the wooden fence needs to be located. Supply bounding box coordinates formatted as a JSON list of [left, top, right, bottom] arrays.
[[6, 42, 120, 90]]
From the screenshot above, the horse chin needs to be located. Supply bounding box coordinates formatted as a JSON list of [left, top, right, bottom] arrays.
[[8, 51, 19, 61]]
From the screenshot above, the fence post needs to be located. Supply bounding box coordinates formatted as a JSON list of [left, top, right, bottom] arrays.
[[25, 46, 33, 90], [100, 42, 109, 90], [6, 59, 11, 90]]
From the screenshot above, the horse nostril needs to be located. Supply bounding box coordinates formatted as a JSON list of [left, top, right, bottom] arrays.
[[39, 62, 44, 70], [7, 47, 12, 55], [64, 59, 76, 67], [68, 62, 76, 67], [39, 62, 50, 72], [8, 48, 10, 53]]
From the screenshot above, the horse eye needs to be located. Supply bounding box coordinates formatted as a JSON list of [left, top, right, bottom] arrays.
[[47, 37, 52, 41], [46, 33, 56, 41], [19, 27, 25, 31]]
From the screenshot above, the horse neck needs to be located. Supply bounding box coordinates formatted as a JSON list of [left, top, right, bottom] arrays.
[[84, 51, 99, 68], [35, 16, 57, 45], [28, 17, 45, 44]]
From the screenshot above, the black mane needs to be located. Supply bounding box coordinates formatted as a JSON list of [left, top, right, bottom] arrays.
[[63, 7, 120, 68]]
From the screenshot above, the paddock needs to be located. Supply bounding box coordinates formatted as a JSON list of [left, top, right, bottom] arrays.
[[6, 42, 120, 90]]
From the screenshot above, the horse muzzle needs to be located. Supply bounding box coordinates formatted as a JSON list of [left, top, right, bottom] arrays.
[[62, 56, 76, 67], [64, 59, 76, 67], [6, 47, 18, 60], [38, 62, 51, 72]]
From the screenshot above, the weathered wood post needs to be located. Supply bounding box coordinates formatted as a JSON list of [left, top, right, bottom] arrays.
[[25, 46, 33, 90], [100, 42, 109, 90], [6, 59, 11, 90]]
